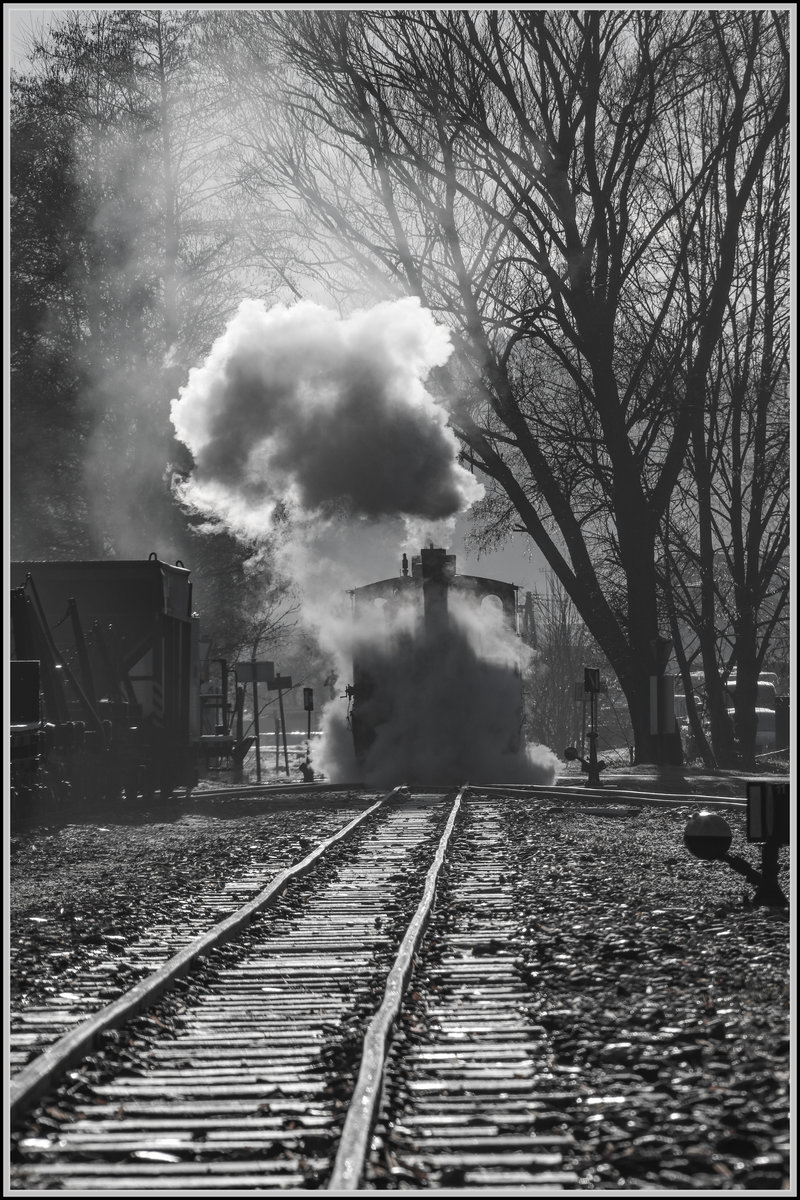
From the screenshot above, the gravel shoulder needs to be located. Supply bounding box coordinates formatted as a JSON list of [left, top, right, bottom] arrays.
[[9, 792, 371, 1012], [504, 797, 791, 1190]]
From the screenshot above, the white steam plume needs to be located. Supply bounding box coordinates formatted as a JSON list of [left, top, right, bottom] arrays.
[[171, 295, 556, 786], [170, 296, 483, 536]]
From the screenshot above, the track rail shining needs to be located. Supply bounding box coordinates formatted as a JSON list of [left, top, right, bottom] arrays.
[[12, 783, 628, 1190], [13, 788, 458, 1190], [328, 787, 465, 1188], [10, 790, 393, 1122]]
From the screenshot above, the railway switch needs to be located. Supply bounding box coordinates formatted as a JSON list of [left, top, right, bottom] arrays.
[[684, 793, 788, 907]]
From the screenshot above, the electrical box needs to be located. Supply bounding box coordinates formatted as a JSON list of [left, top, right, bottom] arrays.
[[649, 674, 676, 735], [746, 781, 790, 844]]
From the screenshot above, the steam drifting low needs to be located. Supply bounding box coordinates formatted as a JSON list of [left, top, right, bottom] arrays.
[[170, 297, 482, 535], [314, 587, 559, 787]]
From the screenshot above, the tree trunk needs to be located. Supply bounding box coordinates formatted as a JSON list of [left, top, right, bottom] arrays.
[[731, 615, 760, 769], [618, 662, 684, 767]]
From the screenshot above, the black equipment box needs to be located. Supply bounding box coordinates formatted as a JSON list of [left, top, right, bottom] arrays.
[[746, 781, 790, 844]]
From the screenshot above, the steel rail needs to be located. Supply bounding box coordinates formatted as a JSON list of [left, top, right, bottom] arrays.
[[327, 785, 468, 1191], [10, 788, 401, 1124], [185, 781, 369, 801], [476, 783, 748, 810]]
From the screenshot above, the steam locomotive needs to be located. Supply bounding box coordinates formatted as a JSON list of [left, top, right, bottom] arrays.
[[348, 547, 525, 783], [10, 546, 529, 806], [10, 555, 241, 811]]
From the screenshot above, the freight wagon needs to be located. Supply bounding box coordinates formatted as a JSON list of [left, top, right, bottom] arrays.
[[10, 556, 202, 808]]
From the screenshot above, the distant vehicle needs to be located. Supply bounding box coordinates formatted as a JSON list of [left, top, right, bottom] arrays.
[[726, 707, 777, 754], [675, 670, 782, 755]]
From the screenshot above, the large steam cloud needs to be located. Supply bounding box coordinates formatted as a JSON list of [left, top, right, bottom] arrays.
[[170, 297, 483, 537], [170, 295, 556, 786]]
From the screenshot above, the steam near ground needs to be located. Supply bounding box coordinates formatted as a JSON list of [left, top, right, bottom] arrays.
[[313, 589, 559, 786], [171, 296, 556, 785]]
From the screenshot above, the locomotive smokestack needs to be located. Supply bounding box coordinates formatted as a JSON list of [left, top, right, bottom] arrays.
[[401, 553, 409, 577], [420, 546, 449, 638]]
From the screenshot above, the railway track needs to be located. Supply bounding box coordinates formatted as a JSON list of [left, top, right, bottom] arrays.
[[10, 790, 373, 1077], [363, 794, 580, 1192], [11, 785, 587, 1191], [10, 777, 777, 1190]]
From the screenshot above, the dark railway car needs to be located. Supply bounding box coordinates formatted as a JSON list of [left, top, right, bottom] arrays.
[[10, 659, 47, 802], [349, 547, 524, 782], [10, 555, 198, 807]]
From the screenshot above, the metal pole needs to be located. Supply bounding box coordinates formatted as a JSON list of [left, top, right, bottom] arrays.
[[752, 839, 788, 907], [236, 686, 244, 743], [233, 685, 244, 784], [307, 708, 311, 765], [252, 678, 261, 783], [587, 691, 601, 787], [220, 660, 229, 732], [275, 717, 280, 771], [278, 687, 290, 774]]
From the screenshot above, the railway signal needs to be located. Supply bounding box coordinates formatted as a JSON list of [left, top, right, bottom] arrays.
[[683, 787, 788, 907], [583, 666, 604, 786], [235, 661, 276, 783]]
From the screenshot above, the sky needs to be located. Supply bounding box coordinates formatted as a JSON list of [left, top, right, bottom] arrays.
[[7, 5, 60, 69], [269, 511, 548, 594]]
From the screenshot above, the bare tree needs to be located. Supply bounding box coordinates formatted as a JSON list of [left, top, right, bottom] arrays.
[[184, 534, 300, 666], [522, 576, 635, 764], [521, 577, 593, 754], [211, 9, 788, 763], [11, 10, 256, 559], [661, 117, 790, 767]]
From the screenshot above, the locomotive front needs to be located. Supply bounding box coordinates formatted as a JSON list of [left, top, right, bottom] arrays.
[[348, 547, 525, 785]]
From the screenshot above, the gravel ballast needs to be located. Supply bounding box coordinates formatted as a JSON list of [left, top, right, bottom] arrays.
[[501, 797, 791, 1190], [10, 793, 371, 1014], [9, 787, 792, 1191]]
